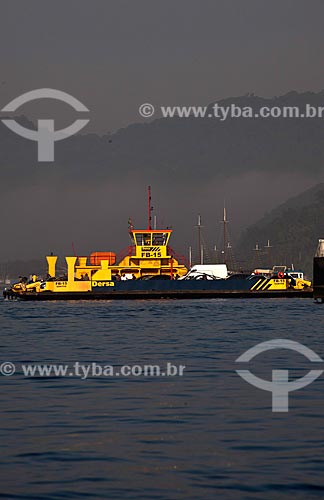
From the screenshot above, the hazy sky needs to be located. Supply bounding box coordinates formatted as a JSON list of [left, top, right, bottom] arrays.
[[1, 0, 324, 132]]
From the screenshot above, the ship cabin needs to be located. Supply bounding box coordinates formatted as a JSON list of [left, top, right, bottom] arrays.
[[129, 229, 171, 257], [115, 228, 187, 279]]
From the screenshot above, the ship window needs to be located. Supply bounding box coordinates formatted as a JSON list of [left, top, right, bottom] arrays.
[[143, 234, 151, 245], [152, 233, 165, 245], [135, 233, 152, 245], [135, 234, 142, 245]]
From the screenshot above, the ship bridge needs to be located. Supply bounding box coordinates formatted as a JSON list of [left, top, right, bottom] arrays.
[[129, 229, 172, 259], [119, 227, 187, 278]]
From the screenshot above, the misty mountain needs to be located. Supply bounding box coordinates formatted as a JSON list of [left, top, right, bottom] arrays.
[[1, 90, 324, 263], [235, 183, 324, 277], [2, 90, 324, 188]]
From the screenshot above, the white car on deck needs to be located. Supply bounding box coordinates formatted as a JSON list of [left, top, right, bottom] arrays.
[[179, 264, 228, 280]]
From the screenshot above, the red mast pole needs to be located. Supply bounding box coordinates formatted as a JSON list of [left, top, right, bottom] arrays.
[[147, 185, 152, 230]]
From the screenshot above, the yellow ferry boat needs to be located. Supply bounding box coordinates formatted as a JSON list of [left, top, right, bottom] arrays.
[[4, 188, 312, 300]]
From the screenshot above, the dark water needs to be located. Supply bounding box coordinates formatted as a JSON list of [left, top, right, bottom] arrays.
[[1, 298, 324, 500]]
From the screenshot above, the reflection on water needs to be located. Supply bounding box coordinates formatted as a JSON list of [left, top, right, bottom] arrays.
[[1, 298, 324, 499]]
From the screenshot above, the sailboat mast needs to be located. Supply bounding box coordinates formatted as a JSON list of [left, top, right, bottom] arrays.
[[197, 214, 202, 264], [222, 204, 228, 264]]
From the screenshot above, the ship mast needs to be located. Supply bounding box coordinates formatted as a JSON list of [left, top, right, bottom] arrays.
[[147, 185, 153, 230]]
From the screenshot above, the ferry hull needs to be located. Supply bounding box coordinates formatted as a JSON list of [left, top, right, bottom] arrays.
[[5, 278, 313, 301]]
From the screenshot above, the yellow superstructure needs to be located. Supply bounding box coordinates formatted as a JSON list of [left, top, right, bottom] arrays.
[[113, 229, 187, 278], [73, 229, 187, 281], [23, 227, 188, 294]]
